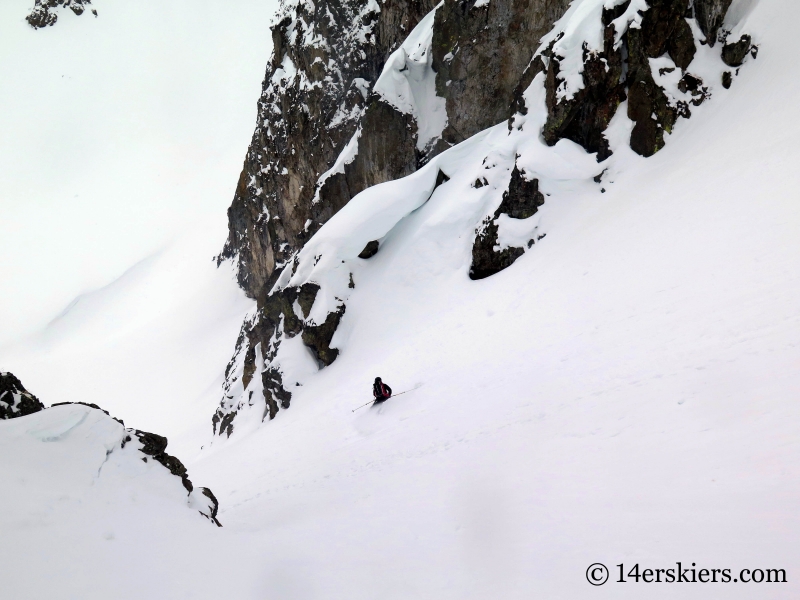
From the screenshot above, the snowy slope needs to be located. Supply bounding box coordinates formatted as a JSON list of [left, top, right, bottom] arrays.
[[0, 0, 272, 345], [0, 403, 254, 599], [193, 0, 800, 597], [2, 0, 800, 598], [0, 0, 269, 453]]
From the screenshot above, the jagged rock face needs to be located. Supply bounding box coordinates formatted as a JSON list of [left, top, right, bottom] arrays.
[[540, 0, 703, 159], [214, 0, 575, 435], [313, 97, 421, 240], [0, 372, 45, 419], [358, 240, 380, 258], [212, 281, 342, 436], [220, 0, 439, 300], [694, 0, 733, 45], [221, 0, 577, 302], [537, 0, 749, 159], [541, 4, 627, 160], [26, 0, 96, 29], [470, 164, 544, 280], [432, 0, 572, 146], [214, 0, 751, 436]]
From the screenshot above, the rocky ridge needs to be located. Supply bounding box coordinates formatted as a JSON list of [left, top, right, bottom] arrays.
[[213, 0, 757, 436], [26, 0, 96, 29], [0, 372, 45, 420], [0, 372, 221, 526]]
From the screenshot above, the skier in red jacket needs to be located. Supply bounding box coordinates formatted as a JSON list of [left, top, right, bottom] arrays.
[[373, 377, 392, 403]]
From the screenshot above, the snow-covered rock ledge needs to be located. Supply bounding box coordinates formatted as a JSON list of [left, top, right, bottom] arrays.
[[0, 372, 221, 526]]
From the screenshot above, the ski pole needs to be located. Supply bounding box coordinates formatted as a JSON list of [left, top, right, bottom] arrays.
[[351, 399, 374, 412], [351, 388, 416, 412]]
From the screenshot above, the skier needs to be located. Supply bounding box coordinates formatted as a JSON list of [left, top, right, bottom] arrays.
[[373, 377, 392, 403]]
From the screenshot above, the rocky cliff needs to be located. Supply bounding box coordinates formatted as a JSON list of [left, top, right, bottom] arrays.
[[213, 0, 757, 436]]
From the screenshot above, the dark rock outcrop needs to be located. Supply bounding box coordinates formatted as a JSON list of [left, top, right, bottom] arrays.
[[302, 306, 346, 366], [0, 372, 45, 420], [470, 164, 544, 280], [212, 281, 342, 435], [219, 0, 441, 300], [471, 219, 526, 281], [721, 34, 753, 67], [694, 0, 733, 45], [538, 0, 728, 158], [27, 0, 96, 29], [541, 3, 628, 161], [128, 430, 196, 496], [220, 0, 576, 302], [432, 0, 572, 146], [722, 71, 733, 89], [358, 241, 380, 259]]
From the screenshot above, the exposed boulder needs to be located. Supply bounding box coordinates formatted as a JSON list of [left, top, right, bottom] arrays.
[[471, 218, 526, 281], [218, 0, 441, 300], [722, 71, 733, 89], [358, 241, 380, 259], [668, 16, 697, 71], [722, 34, 753, 67], [496, 163, 545, 220]]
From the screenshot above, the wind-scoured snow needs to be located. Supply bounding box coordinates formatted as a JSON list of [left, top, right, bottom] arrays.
[[2, 0, 800, 598]]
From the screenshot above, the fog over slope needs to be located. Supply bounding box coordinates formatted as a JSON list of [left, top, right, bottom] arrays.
[[1, 0, 799, 598], [0, 0, 273, 449]]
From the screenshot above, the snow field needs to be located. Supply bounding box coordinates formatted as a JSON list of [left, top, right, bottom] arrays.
[[2, 0, 799, 598], [190, 1, 800, 598]]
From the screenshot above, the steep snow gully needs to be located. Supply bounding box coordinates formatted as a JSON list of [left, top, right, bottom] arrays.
[[2, 0, 800, 598]]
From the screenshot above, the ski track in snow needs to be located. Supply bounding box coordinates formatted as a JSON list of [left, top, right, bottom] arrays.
[[2, 0, 800, 598]]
